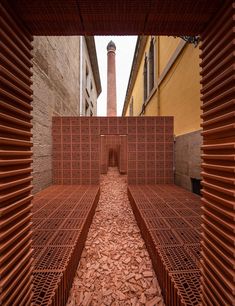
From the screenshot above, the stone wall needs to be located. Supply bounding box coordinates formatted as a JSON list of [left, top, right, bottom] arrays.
[[80, 37, 98, 116], [32, 36, 80, 193], [174, 130, 202, 191]]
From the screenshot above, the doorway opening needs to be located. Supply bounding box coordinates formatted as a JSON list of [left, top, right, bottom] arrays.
[[100, 134, 127, 175], [1, 1, 234, 306]]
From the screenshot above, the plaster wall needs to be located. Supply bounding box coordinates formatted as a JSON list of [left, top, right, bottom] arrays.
[[124, 36, 201, 136], [126, 36, 152, 116], [158, 36, 181, 75], [158, 42, 201, 135]]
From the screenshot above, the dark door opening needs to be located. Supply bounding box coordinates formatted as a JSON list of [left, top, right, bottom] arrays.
[[100, 134, 127, 174]]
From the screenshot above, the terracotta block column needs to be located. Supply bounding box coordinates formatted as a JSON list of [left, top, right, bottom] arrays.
[[1, 3, 34, 304], [200, 1, 235, 305], [107, 41, 117, 116]]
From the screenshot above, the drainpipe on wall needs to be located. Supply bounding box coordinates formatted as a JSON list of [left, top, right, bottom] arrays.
[[79, 36, 83, 116], [157, 37, 160, 116]]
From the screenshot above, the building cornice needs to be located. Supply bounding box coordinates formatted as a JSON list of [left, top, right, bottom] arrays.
[[85, 36, 102, 97]]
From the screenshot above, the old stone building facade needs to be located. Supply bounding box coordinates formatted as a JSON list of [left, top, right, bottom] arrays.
[[32, 36, 101, 193], [80, 37, 101, 116]]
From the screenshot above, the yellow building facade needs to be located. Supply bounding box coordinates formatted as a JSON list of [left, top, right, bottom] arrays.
[[123, 36, 202, 191]]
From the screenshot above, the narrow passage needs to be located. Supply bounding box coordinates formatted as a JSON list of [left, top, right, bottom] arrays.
[[67, 168, 164, 306]]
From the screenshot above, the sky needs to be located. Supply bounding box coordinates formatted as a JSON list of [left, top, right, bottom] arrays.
[[95, 36, 137, 116]]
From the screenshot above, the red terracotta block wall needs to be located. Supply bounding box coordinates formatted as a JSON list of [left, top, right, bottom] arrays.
[[200, 1, 235, 305], [52, 117, 100, 185], [52, 116, 174, 185], [117, 135, 127, 174], [100, 134, 127, 174], [102, 134, 120, 168], [0, 3, 34, 305], [126, 116, 174, 184], [100, 135, 108, 174]]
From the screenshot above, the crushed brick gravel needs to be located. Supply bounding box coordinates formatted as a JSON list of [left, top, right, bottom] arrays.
[[66, 168, 165, 306]]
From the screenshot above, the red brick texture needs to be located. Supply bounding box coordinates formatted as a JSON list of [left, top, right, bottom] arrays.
[[200, 2, 235, 305], [107, 46, 117, 116], [128, 184, 201, 306], [1, 5, 34, 305], [8, 1, 225, 36], [117, 135, 127, 174], [100, 134, 127, 174], [52, 116, 174, 185], [100, 135, 108, 174], [31, 185, 100, 305]]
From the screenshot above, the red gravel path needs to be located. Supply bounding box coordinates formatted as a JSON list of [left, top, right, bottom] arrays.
[[66, 168, 165, 306]]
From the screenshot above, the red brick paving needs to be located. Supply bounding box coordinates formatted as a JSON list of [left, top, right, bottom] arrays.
[[32, 171, 201, 305], [128, 184, 201, 306], [31, 185, 100, 305]]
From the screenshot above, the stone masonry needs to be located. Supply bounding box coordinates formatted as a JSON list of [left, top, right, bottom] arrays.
[[174, 130, 202, 191], [32, 36, 80, 193]]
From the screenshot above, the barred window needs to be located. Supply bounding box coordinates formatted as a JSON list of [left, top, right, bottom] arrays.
[[149, 39, 154, 92], [143, 56, 148, 102]]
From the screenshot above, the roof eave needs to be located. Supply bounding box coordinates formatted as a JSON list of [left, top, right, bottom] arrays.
[[85, 36, 102, 97], [122, 36, 148, 116]]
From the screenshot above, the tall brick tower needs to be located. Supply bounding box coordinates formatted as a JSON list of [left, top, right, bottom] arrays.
[[107, 41, 117, 116]]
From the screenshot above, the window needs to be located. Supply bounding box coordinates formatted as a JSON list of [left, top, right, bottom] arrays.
[[143, 56, 148, 102], [129, 97, 133, 116], [85, 100, 89, 115], [86, 88, 90, 97], [86, 64, 89, 78], [149, 39, 154, 92], [85, 64, 89, 89], [143, 39, 155, 108]]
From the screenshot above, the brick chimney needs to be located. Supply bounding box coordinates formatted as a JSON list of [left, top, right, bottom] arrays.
[[107, 41, 117, 116]]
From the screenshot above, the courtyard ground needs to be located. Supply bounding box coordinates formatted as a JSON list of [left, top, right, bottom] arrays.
[[66, 168, 164, 306]]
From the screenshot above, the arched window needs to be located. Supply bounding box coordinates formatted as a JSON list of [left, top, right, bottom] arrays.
[[149, 39, 154, 92], [143, 56, 148, 102]]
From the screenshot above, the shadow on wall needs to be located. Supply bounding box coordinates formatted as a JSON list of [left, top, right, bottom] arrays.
[[101, 135, 127, 174], [174, 130, 202, 193], [109, 148, 117, 167]]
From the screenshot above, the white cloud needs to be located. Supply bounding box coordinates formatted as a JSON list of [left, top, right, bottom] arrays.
[[95, 36, 137, 116]]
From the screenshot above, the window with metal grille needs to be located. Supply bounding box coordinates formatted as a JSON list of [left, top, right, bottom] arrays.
[[85, 100, 89, 115], [143, 56, 148, 103], [149, 39, 154, 92], [86, 63, 89, 91]]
